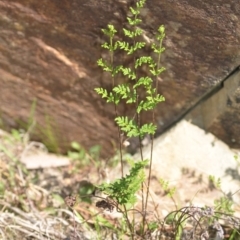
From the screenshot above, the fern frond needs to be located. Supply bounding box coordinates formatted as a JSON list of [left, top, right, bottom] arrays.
[[133, 76, 152, 88], [123, 28, 135, 38], [126, 89, 137, 103], [102, 24, 117, 38], [112, 65, 123, 76], [129, 7, 140, 16], [97, 58, 112, 72], [115, 116, 139, 137], [139, 123, 157, 137], [121, 67, 136, 80], [113, 84, 130, 99], [137, 93, 165, 113], [149, 66, 166, 76], [127, 17, 142, 26], [95, 88, 116, 103], [135, 42, 145, 50], [98, 160, 148, 205], [118, 41, 130, 51], [136, 0, 146, 8], [95, 88, 108, 98], [135, 56, 153, 68]]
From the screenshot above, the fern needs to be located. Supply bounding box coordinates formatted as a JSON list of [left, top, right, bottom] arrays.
[[98, 160, 148, 205], [94, 0, 166, 237]]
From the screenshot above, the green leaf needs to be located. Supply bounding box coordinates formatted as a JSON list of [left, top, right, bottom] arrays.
[[133, 76, 153, 88], [95, 87, 108, 98], [123, 28, 135, 38], [134, 42, 145, 51], [95, 88, 117, 103], [135, 28, 143, 36], [68, 151, 81, 160], [148, 221, 158, 231], [140, 123, 157, 136], [113, 84, 130, 99], [157, 25, 165, 39], [135, 56, 153, 68], [155, 94, 165, 103], [126, 89, 137, 103], [118, 41, 130, 51], [136, 0, 146, 9], [121, 67, 136, 80], [11, 129, 22, 141], [102, 24, 117, 38], [112, 65, 122, 76], [123, 28, 142, 38], [101, 42, 110, 50], [97, 58, 112, 72], [89, 145, 101, 159], [107, 92, 116, 103], [113, 42, 118, 50], [115, 116, 140, 137], [95, 215, 115, 229], [71, 141, 81, 151], [137, 100, 154, 113], [129, 7, 140, 16], [51, 193, 65, 206]]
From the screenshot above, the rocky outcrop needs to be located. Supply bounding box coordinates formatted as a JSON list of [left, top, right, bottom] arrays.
[[0, 0, 239, 156]]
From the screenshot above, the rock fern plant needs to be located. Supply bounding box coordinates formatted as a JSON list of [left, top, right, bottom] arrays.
[[95, 0, 165, 238]]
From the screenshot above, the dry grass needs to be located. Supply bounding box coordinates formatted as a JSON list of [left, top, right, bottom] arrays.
[[0, 129, 91, 239]]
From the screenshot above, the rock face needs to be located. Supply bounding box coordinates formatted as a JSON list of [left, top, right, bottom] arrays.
[[185, 67, 240, 148], [0, 0, 239, 156]]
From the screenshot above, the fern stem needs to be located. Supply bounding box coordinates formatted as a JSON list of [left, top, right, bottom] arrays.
[[156, 35, 164, 92], [109, 34, 124, 178], [144, 27, 164, 221], [123, 205, 135, 240], [116, 106, 124, 177]]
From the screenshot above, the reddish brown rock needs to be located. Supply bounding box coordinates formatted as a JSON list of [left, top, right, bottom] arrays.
[[0, 0, 239, 156]]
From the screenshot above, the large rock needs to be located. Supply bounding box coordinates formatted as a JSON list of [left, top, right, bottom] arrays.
[[0, 0, 239, 156], [135, 120, 240, 210]]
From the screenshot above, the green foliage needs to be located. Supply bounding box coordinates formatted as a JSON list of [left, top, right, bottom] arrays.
[[94, 0, 166, 237], [115, 116, 139, 137], [98, 160, 148, 206], [0, 181, 5, 197], [78, 181, 96, 204], [95, 87, 116, 103], [10, 129, 23, 141], [234, 154, 240, 165], [39, 115, 60, 153], [209, 175, 234, 215], [95, 0, 166, 119], [209, 175, 221, 189], [214, 196, 234, 216], [68, 142, 101, 169], [15, 100, 62, 153], [159, 178, 176, 198], [147, 221, 158, 231]]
